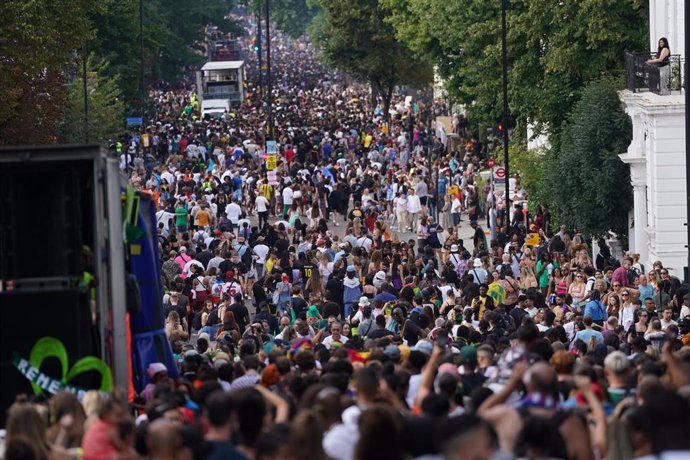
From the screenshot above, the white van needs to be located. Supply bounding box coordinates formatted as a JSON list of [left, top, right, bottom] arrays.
[[201, 99, 230, 119]]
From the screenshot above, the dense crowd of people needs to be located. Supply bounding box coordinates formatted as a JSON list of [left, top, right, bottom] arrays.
[[5, 13, 690, 460]]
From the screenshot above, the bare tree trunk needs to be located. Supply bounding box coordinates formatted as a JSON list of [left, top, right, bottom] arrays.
[[382, 84, 393, 125]]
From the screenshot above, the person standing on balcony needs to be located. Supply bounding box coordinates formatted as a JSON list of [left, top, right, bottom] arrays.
[[647, 37, 671, 95]]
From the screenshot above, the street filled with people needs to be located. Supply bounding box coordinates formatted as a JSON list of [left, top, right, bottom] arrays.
[[5, 12, 690, 460]]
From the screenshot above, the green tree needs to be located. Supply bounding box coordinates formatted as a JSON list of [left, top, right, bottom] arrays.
[[383, 0, 647, 136], [493, 142, 547, 214], [57, 56, 125, 145], [0, 0, 96, 144], [271, 0, 320, 38], [310, 0, 432, 118], [544, 78, 632, 238], [87, 0, 242, 110]]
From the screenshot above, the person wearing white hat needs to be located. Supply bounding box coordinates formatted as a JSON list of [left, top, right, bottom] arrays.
[[469, 258, 488, 284], [350, 296, 372, 329], [448, 244, 462, 269], [373, 271, 386, 289]]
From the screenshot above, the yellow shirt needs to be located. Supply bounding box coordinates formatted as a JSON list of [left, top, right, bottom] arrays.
[[266, 258, 275, 273], [260, 183, 274, 199]]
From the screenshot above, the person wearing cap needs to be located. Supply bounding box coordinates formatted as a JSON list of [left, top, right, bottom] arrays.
[[273, 273, 292, 315], [355, 304, 374, 337], [175, 246, 192, 272], [343, 265, 362, 317], [468, 258, 488, 284], [372, 270, 386, 290], [447, 244, 462, 270], [351, 296, 370, 324]]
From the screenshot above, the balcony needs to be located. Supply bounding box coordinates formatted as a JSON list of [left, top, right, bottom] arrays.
[[625, 52, 683, 95]]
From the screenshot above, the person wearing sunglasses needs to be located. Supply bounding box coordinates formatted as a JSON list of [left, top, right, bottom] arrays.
[[632, 309, 650, 336]]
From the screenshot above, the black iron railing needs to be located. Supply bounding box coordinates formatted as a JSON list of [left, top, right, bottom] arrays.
[[625, 52, 683, 95]]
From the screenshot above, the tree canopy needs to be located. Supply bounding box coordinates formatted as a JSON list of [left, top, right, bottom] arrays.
[[383, 0, 647, 137], [270, 0, 320, 39], [310, 0, 432, 116], [0, 0, 241, 145], [543, 78, 633, 238]]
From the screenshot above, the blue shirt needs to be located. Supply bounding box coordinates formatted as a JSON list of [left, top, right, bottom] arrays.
[[638, 284, 654, 301], [574, 329, 604, 347], [437, 177, 448, 195], [584, 299, 607, 321], [374, 292, 397, 303]]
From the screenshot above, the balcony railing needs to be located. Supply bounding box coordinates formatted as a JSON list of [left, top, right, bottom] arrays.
[[625, 52, 683, 95]]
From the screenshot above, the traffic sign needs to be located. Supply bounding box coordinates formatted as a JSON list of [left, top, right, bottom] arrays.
[[494, 167, 506, 179], [488, 158, 495, 168]]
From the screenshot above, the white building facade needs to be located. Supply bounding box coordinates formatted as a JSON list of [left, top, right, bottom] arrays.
[[619, 0, 686, 278]]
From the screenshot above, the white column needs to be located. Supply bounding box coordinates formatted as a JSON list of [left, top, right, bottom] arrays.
[[632, 180, 648, 264]]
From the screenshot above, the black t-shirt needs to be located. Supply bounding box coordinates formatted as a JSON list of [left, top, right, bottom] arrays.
[[196, 250, 213, 269], [326, 278, 344, 307], [368, 327, 394, 339], [275, 238, 289, 258], [302, 263, 316, 280], [461, 371, 488, 396], [229, 302, 250, 332], [322, 301, 341, 318], [218, 259, 234, 274], [509, 307, 528, 327], [206, 440, 246, 460], [165, 303, 187, 322], [291, 296, 308, 317], [403, 320, 422, 346]]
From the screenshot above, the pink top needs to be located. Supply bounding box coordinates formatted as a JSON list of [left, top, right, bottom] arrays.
[[82, 418, 118, 460]]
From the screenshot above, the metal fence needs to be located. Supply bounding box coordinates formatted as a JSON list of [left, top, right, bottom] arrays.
[[624, 52, 683, 95]]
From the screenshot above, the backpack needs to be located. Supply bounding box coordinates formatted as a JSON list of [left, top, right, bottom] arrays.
[[192, 311, 203, 331], [239, 244, 253, 270], [206, 307, 220, 326]]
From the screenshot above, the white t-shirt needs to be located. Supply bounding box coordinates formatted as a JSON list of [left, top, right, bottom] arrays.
[[255, 195, 270, 213], [221, 281, 243, 298], [282, 187, 294, 205], [451, 197, 462, 213], [407, 194, 421, 213], [156, 210, 175, 230], [322, 335, 349, 350], [182, 259, 204, 277], [225, 202, 242, 223], [394, 196, 407, 212], [253, 244, 269, 264], [439, 285, 459, 303]]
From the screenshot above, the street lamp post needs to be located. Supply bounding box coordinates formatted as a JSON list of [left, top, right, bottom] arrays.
[[685, 0, 690, 281], [256, 0, 263, 98], [82, 45, 88, 143], [265, 0, 274, 137], [501, 0, 510, 234], [140, 0, 145, 131]]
